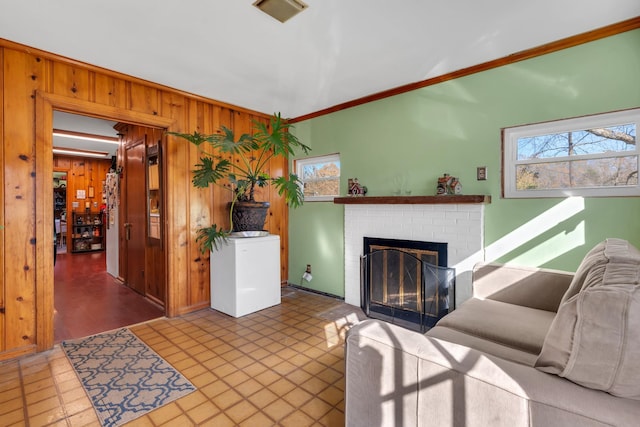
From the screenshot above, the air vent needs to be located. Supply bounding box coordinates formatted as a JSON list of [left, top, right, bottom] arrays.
[[253, 0, 308, 23]]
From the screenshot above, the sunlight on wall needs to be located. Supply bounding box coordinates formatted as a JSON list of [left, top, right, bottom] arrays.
[[317, 227, 336, 259], [508, 221, 585, 266], [485, 197, 585, 262]]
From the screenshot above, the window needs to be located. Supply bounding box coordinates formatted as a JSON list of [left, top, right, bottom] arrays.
[[503, 108, 639, 198], [294, 153, 340, 201]]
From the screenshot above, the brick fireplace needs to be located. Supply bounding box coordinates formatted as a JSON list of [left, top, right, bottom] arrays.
[[335, 195, 490, 308]]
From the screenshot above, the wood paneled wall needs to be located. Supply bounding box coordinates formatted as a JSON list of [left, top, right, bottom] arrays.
[[53, 155, 112, 253], [0, 39, 290, 361], [54, 154, 112, 210]]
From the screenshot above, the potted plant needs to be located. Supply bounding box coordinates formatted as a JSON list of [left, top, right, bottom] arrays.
[[168, 113, 310, 252]]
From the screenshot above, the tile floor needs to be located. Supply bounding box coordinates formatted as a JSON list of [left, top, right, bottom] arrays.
[[0, 287, 365, 426]]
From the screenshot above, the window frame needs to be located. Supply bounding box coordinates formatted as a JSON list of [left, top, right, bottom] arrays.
[[502, 108, 640, 198], [294, 153, 341, 202]]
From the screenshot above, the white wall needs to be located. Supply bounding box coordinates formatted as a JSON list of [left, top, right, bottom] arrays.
[[106, 207, 119, 278]]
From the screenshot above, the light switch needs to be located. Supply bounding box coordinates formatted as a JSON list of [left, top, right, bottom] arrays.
[[477, 166, 487, 181]]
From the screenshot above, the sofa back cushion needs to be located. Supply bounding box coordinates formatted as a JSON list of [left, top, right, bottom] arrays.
[[558, 240, 608, 305], [535, 238, 640, 399]]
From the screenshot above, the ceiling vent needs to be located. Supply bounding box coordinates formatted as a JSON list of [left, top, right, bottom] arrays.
[[253, 0, 308, 23]]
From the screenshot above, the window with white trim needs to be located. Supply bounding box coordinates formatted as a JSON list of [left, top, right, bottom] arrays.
[[503, 108, 639, 198], [294, 153, 340, 201]]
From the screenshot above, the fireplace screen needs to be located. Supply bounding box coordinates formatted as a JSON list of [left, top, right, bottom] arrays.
[[361, 243, 455, 332]]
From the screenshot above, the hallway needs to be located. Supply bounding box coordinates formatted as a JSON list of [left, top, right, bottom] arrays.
[[54, 251, 164, 342]]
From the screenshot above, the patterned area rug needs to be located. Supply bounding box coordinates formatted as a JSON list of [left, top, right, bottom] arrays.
[[61, 328, 196, 427]]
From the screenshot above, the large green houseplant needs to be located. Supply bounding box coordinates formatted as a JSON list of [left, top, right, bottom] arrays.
[[168, 113, 310, 252]]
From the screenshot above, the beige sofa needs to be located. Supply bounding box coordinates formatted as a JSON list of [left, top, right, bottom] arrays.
[[345, 239, 640, 426]]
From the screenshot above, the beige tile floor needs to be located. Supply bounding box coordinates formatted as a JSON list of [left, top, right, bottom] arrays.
[[0, 287, 365, 426]]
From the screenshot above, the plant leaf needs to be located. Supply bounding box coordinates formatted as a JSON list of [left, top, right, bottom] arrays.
[[196, 225, 229, 253], [273, 173, 305, 208], [214, 126, 257, 154], [253, 113, 311, 158], [166, 130, 211, 146], [192, 156, 231, 188]]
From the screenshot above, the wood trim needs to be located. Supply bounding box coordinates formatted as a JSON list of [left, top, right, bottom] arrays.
[[34, 93, 55, 352], [39, 92, 176, 129], [35, 91, 177, 351], [333, 195, 491, 205], [0, 47, 4, 353], [291, 17, 640, 123], [0, 38, 271, 119], [0, 345, 37, 362], [174, 301, 211, 316]]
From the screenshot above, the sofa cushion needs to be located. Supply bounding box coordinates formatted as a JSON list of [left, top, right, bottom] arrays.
[[427, 325, 539, 366], [535, 239, 640, 400], [559, 240, 608, 305], [435, 298, 556, 355], [560, 238, 640, 305]]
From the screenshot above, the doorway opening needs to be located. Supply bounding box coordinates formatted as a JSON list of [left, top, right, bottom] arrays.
[[52, 111, 164, 343], [53, 170, 67, 255]]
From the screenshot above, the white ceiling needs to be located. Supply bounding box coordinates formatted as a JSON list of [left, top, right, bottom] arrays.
[[1, 1, 639, 119], [53, 112, 119, 157]]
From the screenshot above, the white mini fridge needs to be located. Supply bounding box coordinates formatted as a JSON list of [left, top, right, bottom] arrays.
[[210, 234, 281, 317]]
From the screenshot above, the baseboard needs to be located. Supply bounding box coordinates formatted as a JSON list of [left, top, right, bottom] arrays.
[[286, 283, 344, 301]]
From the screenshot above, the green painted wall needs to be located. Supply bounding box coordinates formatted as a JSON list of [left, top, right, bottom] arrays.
[[289, 30, 640, 298]]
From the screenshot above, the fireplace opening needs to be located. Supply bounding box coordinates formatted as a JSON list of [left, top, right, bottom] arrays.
[[361, 237, 455, 332]]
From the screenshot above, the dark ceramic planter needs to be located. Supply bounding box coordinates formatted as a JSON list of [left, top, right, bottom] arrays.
[[231, 201, 270, 232]]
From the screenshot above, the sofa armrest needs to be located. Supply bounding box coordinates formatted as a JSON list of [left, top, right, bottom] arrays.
[[346, 320, 640, 427], [472, 262, 573, 312]]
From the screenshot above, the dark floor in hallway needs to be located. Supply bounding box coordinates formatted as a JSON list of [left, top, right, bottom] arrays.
[[54, 251, 165, 342]]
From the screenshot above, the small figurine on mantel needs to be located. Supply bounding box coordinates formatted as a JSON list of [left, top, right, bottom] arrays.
[[348, 178, 368, 196], [437, 173, 462, 195]]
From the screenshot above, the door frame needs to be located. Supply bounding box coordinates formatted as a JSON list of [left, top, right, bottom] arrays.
[[35, 91, 175, 351]]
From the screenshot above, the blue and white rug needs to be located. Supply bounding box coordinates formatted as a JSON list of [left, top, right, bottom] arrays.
[[61, 328, 196, 427]]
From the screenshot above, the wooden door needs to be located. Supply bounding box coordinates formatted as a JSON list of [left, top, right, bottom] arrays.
[[124, 138, 146, 294]]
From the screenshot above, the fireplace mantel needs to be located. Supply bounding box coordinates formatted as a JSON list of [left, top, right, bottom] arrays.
[[334, 195, 491, 205]]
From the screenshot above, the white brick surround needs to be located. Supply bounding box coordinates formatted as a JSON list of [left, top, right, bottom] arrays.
[[343, 203, 486, 308]]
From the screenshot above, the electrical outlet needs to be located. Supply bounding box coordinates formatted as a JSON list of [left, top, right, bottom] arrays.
[[477, 166, 487, 181]]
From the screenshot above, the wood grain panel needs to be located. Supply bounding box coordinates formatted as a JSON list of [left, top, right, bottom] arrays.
[[3, 49, 40, 350], [94, 74, 127, 108], [211, 108, 233, 232], [34, 89, 55, 352], [53, 156, 71, 169], [161, 92, 190, 316], [52, 62, 90, 101], [187, 101, 211, 307], [129, 82, 160, 115]]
